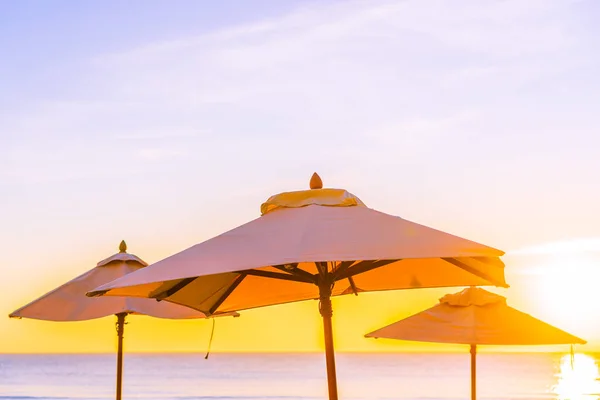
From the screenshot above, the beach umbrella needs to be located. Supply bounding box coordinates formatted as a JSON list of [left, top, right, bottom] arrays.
[[88, 173, 508, 400], [9, 241, 238, 400], [365, 286, 585, 400]]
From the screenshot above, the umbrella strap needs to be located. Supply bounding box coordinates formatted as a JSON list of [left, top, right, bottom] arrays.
[[318, 281, 334, 317], [115, 313, 127, 336], [205, 318, 216, 359]]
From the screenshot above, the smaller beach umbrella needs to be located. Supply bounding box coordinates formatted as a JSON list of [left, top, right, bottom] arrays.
[[365, 287, 585, 400], [9, 241, 238, 400]]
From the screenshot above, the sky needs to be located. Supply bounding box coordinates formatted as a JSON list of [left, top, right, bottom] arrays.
[[1, 0, 600, 354]]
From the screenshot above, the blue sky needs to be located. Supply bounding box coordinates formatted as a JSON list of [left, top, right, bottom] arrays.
[[3, 0, 599, 245], [2, 0, 600, 351]]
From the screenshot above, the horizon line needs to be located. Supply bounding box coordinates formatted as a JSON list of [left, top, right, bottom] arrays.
[[0, 350, 590, 355]]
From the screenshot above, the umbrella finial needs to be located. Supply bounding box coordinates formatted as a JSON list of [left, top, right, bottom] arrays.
[[310, 172, 323, 189], [119, 240, 127, 253]]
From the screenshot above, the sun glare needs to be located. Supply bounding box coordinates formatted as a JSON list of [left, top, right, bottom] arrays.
[[529, 253, 600, 333], [553, 353, 600, 399]]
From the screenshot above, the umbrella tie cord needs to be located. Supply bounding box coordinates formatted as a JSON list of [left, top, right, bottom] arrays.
[[205, 318, 216, 360]]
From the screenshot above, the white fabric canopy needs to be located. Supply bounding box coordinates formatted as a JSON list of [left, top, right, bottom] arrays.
[[10, 242, 232, 321], [365, 286, 585, 345], [88, 188, 507, 315]]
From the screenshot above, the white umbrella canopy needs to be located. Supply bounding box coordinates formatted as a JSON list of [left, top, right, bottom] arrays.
[[365, 287, 585, 346], [10, 241, 238, 400], [365, 287, 585, 400], [88, 174, 507, 400], [10, 241, 218, 321]]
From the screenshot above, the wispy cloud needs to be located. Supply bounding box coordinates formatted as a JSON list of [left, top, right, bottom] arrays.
[[135, 148, 185, 161], [365, 110, 481, 147], [95, 0, 574, 66], [2, 0, 590, 189], [89, 0, 577, 112], [114, 130, 209, 140], [510, 237, 600, 255]]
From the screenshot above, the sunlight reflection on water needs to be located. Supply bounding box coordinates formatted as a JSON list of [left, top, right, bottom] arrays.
[[554, 353, 600, 400]]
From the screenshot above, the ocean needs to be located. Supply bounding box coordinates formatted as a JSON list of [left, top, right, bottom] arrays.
[[1, 352, 598, 400]]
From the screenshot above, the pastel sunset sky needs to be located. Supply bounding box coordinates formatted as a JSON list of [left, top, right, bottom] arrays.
[[2, 0, 599, 353]]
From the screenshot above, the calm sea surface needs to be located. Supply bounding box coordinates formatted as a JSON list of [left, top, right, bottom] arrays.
[[1, 352, 599, 400]]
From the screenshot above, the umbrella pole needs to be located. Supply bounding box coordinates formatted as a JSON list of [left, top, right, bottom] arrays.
[[470, 344, 476, 400], [319, 281, 339, 400], [116, 313, 127, 400]]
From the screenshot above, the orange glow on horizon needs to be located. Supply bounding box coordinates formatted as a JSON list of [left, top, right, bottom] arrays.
[[3, 239, 599, 354]]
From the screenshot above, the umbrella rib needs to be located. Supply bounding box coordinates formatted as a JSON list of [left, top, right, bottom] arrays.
[[347, 276, 359, 296], [335, 259, 399, 281], [316, 261, 327, 275], [154, 277, 197, 300], [442, 258, 507, 287], [243, 268, 315, 284], [273, 262, 299, 270], [209, 274, 246, 315], [273, 265, 318, 284], [331, 261, 356, 277]]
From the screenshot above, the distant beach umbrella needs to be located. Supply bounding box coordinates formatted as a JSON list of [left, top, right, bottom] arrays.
[[88, 173, 508, 400], [365, 286, 585, 400], [9, 241, 238, 400]]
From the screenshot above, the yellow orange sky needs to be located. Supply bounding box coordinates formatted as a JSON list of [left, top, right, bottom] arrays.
[[2, 234, 599, 354]]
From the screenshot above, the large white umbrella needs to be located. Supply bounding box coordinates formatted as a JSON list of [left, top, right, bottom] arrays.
[[365, 287, 585, 400], [88, 174, 507, 400], [10, 241, 237, 400]]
